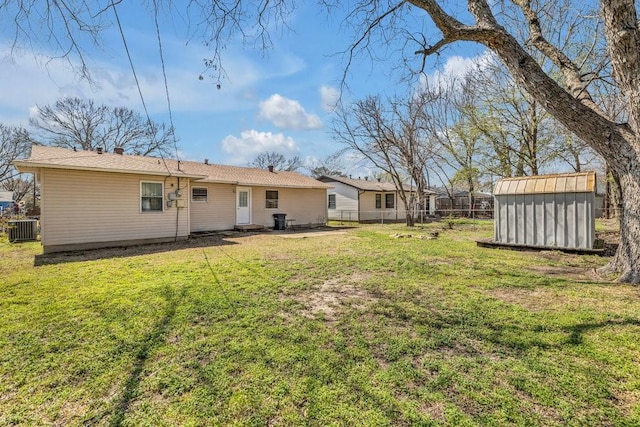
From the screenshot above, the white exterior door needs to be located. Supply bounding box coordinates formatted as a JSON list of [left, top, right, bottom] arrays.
[[236, 187, 251, 224]]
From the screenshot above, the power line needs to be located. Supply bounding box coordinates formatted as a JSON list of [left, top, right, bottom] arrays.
[[153, 0, 181, 163], [110, 0, 171, 174]]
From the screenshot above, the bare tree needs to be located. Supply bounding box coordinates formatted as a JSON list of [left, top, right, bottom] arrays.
[[248, 151, 302, 172], [2, 176, 34, 207], [0, 1, 111, 82], [418, 75, 486, 216], [0, 125, 31, 184], [29, 98, 176, 157], [332, 92, 437, 226], [0, 125, 35, 209], [306, 152, 347, 178]]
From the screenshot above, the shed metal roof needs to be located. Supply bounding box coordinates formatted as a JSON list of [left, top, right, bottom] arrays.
[[494, 171, 596, 195]]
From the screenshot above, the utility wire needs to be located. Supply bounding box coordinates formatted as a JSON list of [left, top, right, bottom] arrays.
[[153, 0, 181, 165], [110, 0, 171, 175]]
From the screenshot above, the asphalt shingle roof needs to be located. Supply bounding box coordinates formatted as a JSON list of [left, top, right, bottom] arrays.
[[15, 145, 332, 189], [318, 175, 435, 193]]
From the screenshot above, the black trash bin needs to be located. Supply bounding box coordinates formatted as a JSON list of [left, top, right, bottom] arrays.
[[273, 213, 287, 230]]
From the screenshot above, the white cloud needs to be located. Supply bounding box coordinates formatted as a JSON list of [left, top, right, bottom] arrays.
[[419, 51, 497, 92], [0, 37, 308, 122], [319, 85, 340, 112], [442, 56, 478, 79], [258, 94, 322, 130], [221, 129, 299, 164]]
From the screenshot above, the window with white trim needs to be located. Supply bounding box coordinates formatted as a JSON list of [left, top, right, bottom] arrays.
[[141, 182, 163, 212], [328, 194, 336, 209], [375, 194, 382, 209], [192, 187, 208, 202], [266, 190, 279, 209]]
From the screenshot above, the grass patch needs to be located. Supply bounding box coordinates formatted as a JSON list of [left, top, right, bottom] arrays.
[[1, 221, 639, 426]]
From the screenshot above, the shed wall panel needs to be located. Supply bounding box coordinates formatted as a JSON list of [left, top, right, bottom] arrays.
[[494, 191, 595, 249]]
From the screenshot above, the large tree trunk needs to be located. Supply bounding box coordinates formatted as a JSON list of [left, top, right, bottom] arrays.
[[599, 165, 640, 282], [411, 0, 640, 283]]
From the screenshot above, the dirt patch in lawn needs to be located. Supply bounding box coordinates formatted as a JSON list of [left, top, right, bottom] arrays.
[[34, 234, 239, 265], [285, 273, 379, 322], [517, 249, 614, 283], [525, 264, 609, 282]]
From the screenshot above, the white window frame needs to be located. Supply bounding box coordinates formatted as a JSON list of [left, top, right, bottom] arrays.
[[265, 190, 279, 209], [328, 194, 336, 209], [192, 186, 208, 202], [140, 181, 164, 213]]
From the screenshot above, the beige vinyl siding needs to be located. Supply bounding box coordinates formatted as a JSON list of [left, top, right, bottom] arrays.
[[251, 187, 327, 227], [40, 169, 189, 249], [189, 183, 236, 232], [327, 182, 359, 220]]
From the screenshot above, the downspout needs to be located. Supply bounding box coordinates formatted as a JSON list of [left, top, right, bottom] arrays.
[[175, 176, 180, 242], [357, 189, 365, 222]]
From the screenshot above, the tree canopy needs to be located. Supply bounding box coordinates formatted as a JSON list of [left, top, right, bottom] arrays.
[[248, 151, 302, 172], [29, 97, 176, 156]]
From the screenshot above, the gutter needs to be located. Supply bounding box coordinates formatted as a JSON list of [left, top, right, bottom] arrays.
[[13, 160, 207, 180]]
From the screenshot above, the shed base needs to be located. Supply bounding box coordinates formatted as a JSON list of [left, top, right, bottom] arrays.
[[476, 239, 605, 255]]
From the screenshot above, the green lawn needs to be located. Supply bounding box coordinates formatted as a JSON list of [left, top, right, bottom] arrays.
[[1, 221, 639, 426]]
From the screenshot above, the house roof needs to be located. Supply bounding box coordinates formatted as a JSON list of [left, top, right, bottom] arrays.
[[14, 145, 332, 189], [318, 175, 436, 194], [0, 191, 14, 202], [494, 171, 596, 196]]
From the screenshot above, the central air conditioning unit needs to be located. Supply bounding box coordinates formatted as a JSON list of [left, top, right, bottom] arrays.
[[7, 219, 38, 242]]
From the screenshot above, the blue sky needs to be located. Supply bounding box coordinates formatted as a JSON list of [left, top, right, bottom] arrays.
[[0, 2, 484, 174]]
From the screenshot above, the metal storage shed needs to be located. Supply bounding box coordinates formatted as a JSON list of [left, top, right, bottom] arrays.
[[493, 172, 596, 250]]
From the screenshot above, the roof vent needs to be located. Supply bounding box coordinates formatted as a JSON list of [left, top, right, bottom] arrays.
[[268, 165, 274, 173], [114, 147, 124, 155], [96, 147, 103, 154], [204, 159, 209, 165]]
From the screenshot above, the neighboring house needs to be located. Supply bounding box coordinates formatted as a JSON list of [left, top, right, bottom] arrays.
[[0, 191, 15, 216], [317, 175, 436, 222], [435, 189, 494, 217], [14, 145, 331, 253]]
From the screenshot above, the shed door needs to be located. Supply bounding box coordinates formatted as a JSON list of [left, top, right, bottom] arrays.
[[236, 187, 251, 225]]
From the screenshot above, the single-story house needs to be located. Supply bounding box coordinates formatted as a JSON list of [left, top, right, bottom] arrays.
[[317, 175, 436, 222], [0, 191, 15, 215], [13, 145, 331, 253]]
